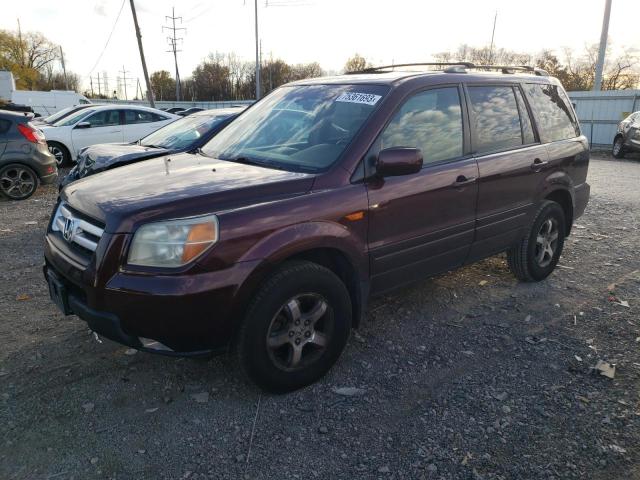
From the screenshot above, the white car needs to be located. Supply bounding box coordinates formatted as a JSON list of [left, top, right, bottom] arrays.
[[41, 105, 179, 166]]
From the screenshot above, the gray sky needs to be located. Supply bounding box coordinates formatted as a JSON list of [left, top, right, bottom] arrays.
[[1, 0, 639, 95]]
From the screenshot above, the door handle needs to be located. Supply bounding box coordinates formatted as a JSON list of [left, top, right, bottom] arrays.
[[453, 175, 476, 187], [531, 158, 549, 171]]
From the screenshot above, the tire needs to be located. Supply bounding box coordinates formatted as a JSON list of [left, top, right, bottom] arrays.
[[612, 136, 626, 158], [0, 163, 39, 200], [507, 201, 566, 282], [237, 261, 352, 393], [48, 142, 71, 167]]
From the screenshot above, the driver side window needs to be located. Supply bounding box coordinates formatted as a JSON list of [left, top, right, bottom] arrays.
[[379, 87, 463, 165], [84, 110, 120, 128], [363, 87, 463, 178]]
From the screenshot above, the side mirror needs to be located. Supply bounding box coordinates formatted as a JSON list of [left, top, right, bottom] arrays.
[[376, 147, 423, 177], [75, 121, 91, 129]]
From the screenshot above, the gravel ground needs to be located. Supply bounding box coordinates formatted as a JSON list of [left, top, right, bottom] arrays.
[[1, 154, 639, 480]]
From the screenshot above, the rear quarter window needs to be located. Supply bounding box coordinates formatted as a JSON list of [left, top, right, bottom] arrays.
[[0, 119, 10, 134], [524, 83, 580, 142]]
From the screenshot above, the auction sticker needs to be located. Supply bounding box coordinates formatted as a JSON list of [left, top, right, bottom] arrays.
[[336, 92, 381, 106]]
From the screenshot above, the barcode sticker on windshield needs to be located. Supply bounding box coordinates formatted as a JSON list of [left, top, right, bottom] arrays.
[[336, 92, 381, 106]]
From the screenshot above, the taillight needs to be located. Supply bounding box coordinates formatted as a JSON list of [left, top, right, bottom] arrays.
[[17, 123, 45, 144]]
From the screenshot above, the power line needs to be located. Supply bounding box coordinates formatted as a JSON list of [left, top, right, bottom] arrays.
[[87, 0, 126, 77]]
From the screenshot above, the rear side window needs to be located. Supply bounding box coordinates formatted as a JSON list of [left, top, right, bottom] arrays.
[[124, 110, 165, 124], [524, 83, 580, 142], [468, 86, 522, 154], [0, 119, 10, 134], [378, 87, 463, 165]]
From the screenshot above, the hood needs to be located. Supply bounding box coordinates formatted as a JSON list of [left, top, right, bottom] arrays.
[[78, 143, 171, 177], [62, 152, 315, 233]]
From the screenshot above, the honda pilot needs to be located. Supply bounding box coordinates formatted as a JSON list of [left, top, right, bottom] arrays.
[[44, 63, 590, 392]]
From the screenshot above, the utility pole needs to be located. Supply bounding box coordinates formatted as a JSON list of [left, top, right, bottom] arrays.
[[120, 66, 131, 100], [254, 0, 260, 100], [102, 72, 109, 97], [90, 77, 94, 97], [59, 46, 69, 90], [594, 0, 612, 91], [488, 11, 497, 65], [17, 18, 25, 67], [163, 7, 185, 101], [130, 0, 156, 107], [97, 72, 102, 97]]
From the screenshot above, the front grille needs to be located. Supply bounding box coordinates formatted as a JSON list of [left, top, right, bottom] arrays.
[[51, 202, 104, 254]]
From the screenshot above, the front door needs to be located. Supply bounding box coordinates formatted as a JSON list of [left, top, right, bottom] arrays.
[[366, 86, 478, 294], [71, 109, 123, 153]]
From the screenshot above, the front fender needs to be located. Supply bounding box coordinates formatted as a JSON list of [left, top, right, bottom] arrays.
[[238, 220, 367, 275]]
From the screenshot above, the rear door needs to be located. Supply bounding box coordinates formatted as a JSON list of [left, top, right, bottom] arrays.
[[466, 83, 549, 262], [71, 109, 123, 152], [123, 110, 172, 142], [366, 85, 478, 294]]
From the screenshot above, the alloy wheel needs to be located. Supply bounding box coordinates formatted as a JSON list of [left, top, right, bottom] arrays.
[[266, 293, 333, 371], [0, 166, 37, 200], [535, 218, 559, 268], [49, 145, 65, 166]]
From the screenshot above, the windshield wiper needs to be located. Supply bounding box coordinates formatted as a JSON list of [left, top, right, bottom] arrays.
[[223, 156, 287, 171], [141, 144, 167, 149], [194, 147, 212, 157]]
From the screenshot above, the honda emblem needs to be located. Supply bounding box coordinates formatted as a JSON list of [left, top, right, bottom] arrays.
[[62, 217, 76, 242]]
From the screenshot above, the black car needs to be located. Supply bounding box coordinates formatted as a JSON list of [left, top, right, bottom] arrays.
[[32, 104, 96, 127], [163, 107, 186, 114], [0, 102, 37, 116], [61, 107, 244, 187], [612, 111, 640, 158], [0, 110, 57, 200], [178, 107, 205, 116]]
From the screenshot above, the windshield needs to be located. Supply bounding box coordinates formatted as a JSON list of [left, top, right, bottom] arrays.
[[44, 106, 79, 124], [141, 113, 232, 150], [201, 84, 389, 172], [54, 108, 96, 127]]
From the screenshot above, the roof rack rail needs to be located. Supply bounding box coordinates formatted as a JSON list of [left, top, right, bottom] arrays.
[[472, 65, 549, 76], [347, 62, 548, 76], [347, 62, 475, 74]]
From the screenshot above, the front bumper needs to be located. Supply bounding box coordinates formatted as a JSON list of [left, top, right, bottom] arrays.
[[44, 233, 261, 354]]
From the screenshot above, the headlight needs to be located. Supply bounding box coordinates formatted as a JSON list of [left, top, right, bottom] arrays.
[[128, 214, 219, 267]]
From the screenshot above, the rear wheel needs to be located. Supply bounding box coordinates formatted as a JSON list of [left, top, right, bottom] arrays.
[[0, 163, 39, 200], [507, 201, 566, 282], [612, 136, 626, 158], [237, 261, 352, 393], [48, 142, 71, 167]]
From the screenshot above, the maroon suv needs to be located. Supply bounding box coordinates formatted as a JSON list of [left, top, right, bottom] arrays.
[[44, 64, 590, 392]]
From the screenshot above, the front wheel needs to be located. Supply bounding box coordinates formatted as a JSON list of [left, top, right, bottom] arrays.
[[237, 261, 352, 393], [612, 137, 626, 158], [507, 201, 566, 282]]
